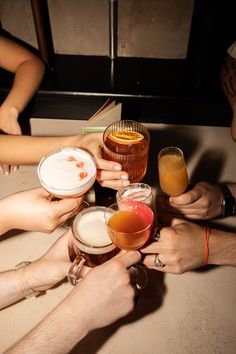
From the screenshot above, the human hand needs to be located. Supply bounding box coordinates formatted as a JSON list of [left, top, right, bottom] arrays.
[[162, 182, 224, 220], [0, 187, 83, 235], [25, 229, 89, 292], [141, 219, 205, 274], [0, 105, 21, 175], [68, 250, 141, 331], [78, 133, 130, 190]]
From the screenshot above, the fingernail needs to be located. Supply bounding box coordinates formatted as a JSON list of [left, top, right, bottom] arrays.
[[4, 171, 9, 176], [121, 174, 129, 180], [13, 166, 18, 172], [114, 165, 122, 171], [123, 180, 130, 187]]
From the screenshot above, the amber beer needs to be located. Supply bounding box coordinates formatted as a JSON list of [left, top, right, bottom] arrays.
[[106, 201, 154, 251], [103, 120, 150, 183], [158, 147, 189, 197], [68, 207, 118, 285]]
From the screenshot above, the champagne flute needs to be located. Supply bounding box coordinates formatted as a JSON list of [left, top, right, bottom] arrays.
[[158, 146, 189, 197], [105, 200, 154, 289]]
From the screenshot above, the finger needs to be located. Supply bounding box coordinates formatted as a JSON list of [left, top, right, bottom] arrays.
[[143, 254, 168, 272], [140, 242, 159, 253], [52, 196, 84, 214], [95, 156, 123, 172], [1, 164, 10, 175], [169, 188, 202, 205], [97, 169, 129, 182], [113, 250, 142, 268], [11, 165, 19, 172], [97, 178, 130, 190], [170, 218, 188, 227]]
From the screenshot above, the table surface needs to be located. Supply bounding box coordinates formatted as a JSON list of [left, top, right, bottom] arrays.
[[0, 121, 236, 354]]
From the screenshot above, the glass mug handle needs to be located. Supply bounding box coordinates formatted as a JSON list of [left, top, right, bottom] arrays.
[[67, 255, 86, 286]]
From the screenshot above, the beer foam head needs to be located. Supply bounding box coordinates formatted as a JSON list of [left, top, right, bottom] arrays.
[[73, 208, 113, 251], [38, 147, 96, 197]]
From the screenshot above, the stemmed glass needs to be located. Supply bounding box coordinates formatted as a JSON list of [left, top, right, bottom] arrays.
[[158, 146, 189, 197], [105, 200, 154, 289], [37, 147, 97, 227], [37, 147, 97, 199]]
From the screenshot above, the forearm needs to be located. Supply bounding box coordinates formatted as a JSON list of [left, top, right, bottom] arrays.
[[0, 135, 82, 164], [1, 59, 45, 113], [6, 287, 89, 354], [0, 269, 27, 309], [209, 229, 236, 266]]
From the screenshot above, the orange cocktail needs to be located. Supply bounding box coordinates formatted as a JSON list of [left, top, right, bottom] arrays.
[[106, 200, 154, 251], [103, 120, 150, 183], [158, 147, 189, 197]]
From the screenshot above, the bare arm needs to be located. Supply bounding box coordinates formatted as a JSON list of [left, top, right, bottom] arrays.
[[209, 228, 236, 267], [0, 133, 130, 189], [0, 134, 79, 165], [0, 35, 45, 117], [5, 252, 140, 354]]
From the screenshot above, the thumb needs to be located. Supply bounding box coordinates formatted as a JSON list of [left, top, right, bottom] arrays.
[[170, 217, 188, 227]]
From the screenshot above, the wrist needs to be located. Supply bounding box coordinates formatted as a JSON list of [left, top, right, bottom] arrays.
[[15, 261, 44, 298], [208, 229, 236, 266], [0, 104, 20, 119]]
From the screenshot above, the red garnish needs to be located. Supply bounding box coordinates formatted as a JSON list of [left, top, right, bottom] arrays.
[[76, 161, 84, 168], [79, 171, 88, 179], [67, 156, 76, 161]]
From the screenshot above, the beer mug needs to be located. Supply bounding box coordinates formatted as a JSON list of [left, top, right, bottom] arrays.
[[68, 206, 118, 285]]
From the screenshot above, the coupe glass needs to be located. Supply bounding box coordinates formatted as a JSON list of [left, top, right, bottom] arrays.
[[105, 200, 154, 289]]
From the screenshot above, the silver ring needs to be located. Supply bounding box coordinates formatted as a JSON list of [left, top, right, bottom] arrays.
[[153, 229, 161, 241], [154, 254, 165, 268]]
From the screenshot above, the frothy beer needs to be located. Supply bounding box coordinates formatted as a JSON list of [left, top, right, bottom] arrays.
[[72, 207, 118, 267], [37, 147, 96, 197]]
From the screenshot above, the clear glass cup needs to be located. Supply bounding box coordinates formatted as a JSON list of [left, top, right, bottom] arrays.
[[68, 206, 119, 285], [158, 146, 189, 197], [103, 120, 150, 183], [116, 182, 153, 207], [37, 147, 97, 198]]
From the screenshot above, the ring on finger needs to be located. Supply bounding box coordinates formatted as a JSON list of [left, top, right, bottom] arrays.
[[154, 254, 165, 268]]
